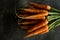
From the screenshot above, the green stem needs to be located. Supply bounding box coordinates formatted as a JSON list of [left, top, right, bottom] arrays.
[[50, 7, 60, 13], [47, 16, 60, 22], [56, 23, 60, 27], [48, 12, 60, 15], [48, 12, 60, 16], [49, 19, 60, 31]]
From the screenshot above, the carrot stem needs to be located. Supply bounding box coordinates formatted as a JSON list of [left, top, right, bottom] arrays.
[[51, 7, 60, 13]]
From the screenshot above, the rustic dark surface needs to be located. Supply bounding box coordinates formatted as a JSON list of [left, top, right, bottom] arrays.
[[0, 0, 60, 40]]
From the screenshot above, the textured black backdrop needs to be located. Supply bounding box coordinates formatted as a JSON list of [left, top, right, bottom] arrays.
[[0, 0, 60, 40]]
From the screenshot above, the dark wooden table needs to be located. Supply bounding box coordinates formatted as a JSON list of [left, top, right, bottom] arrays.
[[0, 0, 60, 40]]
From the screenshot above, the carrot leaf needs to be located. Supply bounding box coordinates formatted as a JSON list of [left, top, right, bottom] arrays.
[[49, 19, 60, 31]]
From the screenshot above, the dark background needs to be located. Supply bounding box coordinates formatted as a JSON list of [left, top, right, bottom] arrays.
[[0, 0, 60, 40]]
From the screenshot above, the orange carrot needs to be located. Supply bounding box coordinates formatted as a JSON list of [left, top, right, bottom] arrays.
[[27, 16, 45, 19], [19, 21, 39, 25], [16, 13, 29, 18], [21, 8, 48, 13], [41, 28, 49, 34], [21, 26, 31, 30], [28, 2, 51, 10], [27, 19, 48, 33], [20, 12, 48, 19], [27, 6, 35, 9], [21, 19, 41, 21], [26, 12, 48, 17], [24, 25, 48, 38], [20, 16, 45, 19]]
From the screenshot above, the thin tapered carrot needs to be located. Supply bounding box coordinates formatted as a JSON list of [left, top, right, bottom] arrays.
[[20, 16, 45, 19], [24, 25, 48, 38], [20, 12, 48, 19], [26, 16, 45, 19], [20, 19, 41, 21], [16, 9, 48, 19], [27, 6, 35, 9], [25, 12, 48, 18], [16, 13, 29, 18], [28, 2, 51, 10], [27, 19, 48, 33], [20, 15, 28, 17], [21, 8, 48, 13], [16, 13, 20, 18], [19, 21, 39, 25], [21, 26, 31, 30]]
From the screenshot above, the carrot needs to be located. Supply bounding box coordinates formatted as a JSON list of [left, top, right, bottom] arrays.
[[21, 19, 41, 21], [16, 13, 46, 19], [21, 8, 48, 13], [16, 13, 29, 18], [27, 19, 48, 33], [26, 16, 45, 19], [16, 13, 20, 18], [24, 25, 48, 38], [20, 12, 48, 19], [21, 14, 28, 16], [27, 6, 35, 9], [41, 28, 49, 34], [21, 26, 31, 30], [19, 21, 39, 25], [20, 16, 45, 19], [28, 2, 51, 10], [25, 12, 48, 18]]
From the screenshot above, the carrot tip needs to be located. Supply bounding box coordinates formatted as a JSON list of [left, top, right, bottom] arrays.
[[23, 35, 30, 38]]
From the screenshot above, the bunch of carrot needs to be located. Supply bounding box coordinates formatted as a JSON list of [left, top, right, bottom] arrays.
[[16, 2, 60, 38]]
